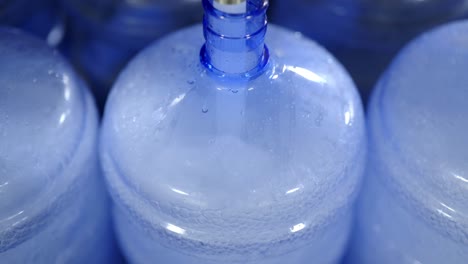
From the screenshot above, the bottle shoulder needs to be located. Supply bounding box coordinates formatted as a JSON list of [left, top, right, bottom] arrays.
[[368, 21, 468, 224], [102, 23, 366, 213], [105, 24, 364, 137], [0, 28, 96, 225]]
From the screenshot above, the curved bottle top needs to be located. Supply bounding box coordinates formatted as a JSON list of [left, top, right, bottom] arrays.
[[101, 24, 365, 255], [369, 21, 468, 241], [0, 28, 88, 230], [62, 0, 203, 49]]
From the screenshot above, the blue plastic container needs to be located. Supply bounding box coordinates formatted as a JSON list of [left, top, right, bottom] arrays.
[[0, 28, 115, 263], [61, 0, 203, 107], [100, 0, 366, 263], [346, 21, 468, 263], [271, 0, 468, 102]]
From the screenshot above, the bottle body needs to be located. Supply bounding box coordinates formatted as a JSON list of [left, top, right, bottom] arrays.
[[270, 0, 468, 102], [0, 28, 115, 263], [346, 21, 468, 263], [100, 24, 366, 263], [61, 0, 203, 107], [1, 92, 114, 263]]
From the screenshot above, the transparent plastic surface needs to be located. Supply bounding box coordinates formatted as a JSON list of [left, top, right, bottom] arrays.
[[100, 23, 366, 263], [346, 21, 468, 263], [0, 28, 115, 263], [61, 0, 203, 107], [270, 0, 468, 102]]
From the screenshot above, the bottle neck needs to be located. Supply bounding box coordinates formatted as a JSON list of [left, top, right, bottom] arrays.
[[200, 0, 269, 78]]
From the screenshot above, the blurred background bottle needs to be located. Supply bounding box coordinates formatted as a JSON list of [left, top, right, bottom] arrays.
[[0, 28, 116, 263], [61, 0, 203, 108], [270, 0, 468, 102], [346, 21, 468, 263], [0, 0, 64, 46]]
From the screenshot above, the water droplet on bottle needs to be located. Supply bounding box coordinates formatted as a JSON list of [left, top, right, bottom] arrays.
[[231, 89, 238, 94], [32, 78, 37, 83], [202, 107, 209, 113], [315, 114, 323, 126], [187, 80, 195, 85]]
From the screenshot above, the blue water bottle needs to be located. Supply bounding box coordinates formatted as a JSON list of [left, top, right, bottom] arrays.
[[270, 0, 468, 102], [346, 21, 468, 263], [61, 0, 203, 108], [0, 28, 115, 263], [0, 0, 64, 46], [100, 0, 366, 263]]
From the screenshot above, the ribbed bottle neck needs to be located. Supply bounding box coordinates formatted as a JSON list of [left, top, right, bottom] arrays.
[[200, 0, 269, 78]]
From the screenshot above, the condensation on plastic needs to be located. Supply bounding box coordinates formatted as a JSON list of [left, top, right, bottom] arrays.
[[0, 28, 115, 263], [347, 21, 468, 263], [100, 2, 366, 262]]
